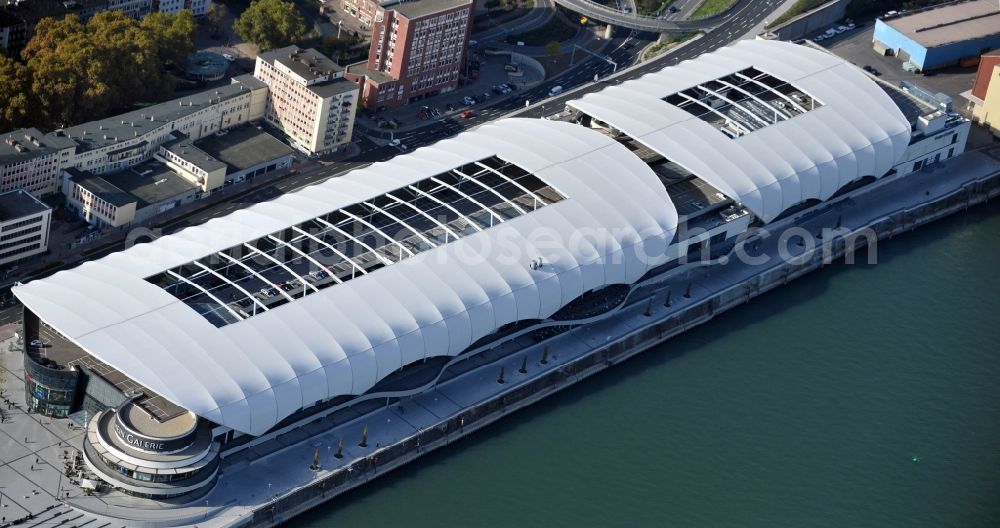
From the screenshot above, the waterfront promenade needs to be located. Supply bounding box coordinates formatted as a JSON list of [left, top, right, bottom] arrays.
[[1, 144, 988, 527]]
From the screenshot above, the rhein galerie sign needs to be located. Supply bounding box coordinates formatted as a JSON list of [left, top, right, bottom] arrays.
[[114, 422, 190, 453]]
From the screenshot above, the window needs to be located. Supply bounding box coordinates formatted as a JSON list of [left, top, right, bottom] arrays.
[[664, 66, 822, 139], [145, 156, 567, 327]]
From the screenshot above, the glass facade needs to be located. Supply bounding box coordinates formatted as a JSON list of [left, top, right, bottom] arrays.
[[23, 354, 79, 418]]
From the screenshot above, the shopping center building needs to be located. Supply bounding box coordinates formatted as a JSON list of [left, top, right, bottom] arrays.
[[12, 40, 968, 499]]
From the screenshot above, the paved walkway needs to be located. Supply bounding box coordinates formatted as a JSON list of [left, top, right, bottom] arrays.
[[0, 329, 95, 528]]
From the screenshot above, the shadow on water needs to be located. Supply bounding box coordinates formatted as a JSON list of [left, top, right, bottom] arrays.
[[293, 200, 1000, 523]]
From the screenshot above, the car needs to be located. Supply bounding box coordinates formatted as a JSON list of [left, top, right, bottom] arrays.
[[279, 283, 293, 291], [668, 5, 679, 13], [431, 108, 441, 117], [871, 68, 881, 76], [548, 85, 563, 97], [814, 35, 825, 42], [29, 338, 44, 348], [863, 64, 873, 72], [222, 53, 236, 62], [388, 138, 401, 147], [468, 39, 478, 47], [460, 110, 474, 119], [445, 103, 455, 111], [846, 22, 856, 30], [922, 71, 937, 77]]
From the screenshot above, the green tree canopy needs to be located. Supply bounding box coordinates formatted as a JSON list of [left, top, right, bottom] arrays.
[[0, 54, 33, 131], [545, 40, 562, 60], [141, 10, 197, 66], [16, 10, 196, 131], [234, 0, 307, 51], [206, 2, 229, 35]]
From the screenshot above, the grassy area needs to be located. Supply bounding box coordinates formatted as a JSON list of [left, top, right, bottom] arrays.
[[766, 0, 828, 28], [642, 32, 696, 60], [690, 0, 738, 20], [506, 10, 578, 46], [645, 0, 675, 17]]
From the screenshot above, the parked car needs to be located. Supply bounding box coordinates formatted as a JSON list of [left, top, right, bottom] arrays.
[[548, 85, 563, 97], [29, 338, 44, 348], [222, 53, 236, 62]]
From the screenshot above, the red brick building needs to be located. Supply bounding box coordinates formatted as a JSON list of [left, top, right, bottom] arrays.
[[346, 0, 474, 112]]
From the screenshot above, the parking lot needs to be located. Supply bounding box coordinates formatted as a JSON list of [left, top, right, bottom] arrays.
[[819, 23, 977, 108]]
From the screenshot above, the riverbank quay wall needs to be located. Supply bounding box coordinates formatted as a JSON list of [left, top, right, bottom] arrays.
[[223, 166, 1000, 528]]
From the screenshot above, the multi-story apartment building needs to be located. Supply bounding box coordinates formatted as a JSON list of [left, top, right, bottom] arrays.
[[0, 0, 210, 55], [254, 46, 360, 156], [340, 0, 382, 26], [0, 189, 51, 267], [157, 0, 211, 15], [0, 129, 76, 196], [345, 0, 474, 112]]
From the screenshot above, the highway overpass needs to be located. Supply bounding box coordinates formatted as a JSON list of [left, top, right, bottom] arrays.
[[551, 0, 759, 32]]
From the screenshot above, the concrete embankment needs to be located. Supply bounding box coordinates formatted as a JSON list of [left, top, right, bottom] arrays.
[[234, 170, 1000, 528]]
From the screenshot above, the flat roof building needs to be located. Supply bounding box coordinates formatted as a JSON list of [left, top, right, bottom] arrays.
[[254, 46, 360, 156], [65, 127, 294, 228], [1, 128, 76, 196], [345, 0, 474, 112], [12, 40, 969, 499], [872, 0, 1000, 71], [0, 189, 51, 267]]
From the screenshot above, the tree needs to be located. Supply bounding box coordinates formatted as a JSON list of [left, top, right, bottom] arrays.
[[0, 55, 33, 132], [19, 11, 196, 130], [206, 2, 229, 36], [22, 15, 114, 128], [141, 10, 197, 66], [234, 0, 307, 51], [545, 40, 562, 60]]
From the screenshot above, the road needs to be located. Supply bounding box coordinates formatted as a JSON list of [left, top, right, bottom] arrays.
[[476, 0, 557, 42], [3, 0, 785, 295], [549, 0, 765, 31]]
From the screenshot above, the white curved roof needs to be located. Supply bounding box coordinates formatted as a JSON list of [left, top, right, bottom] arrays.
[[14, 41, 914, 437], [14, 119, 679, 435], [568, 39, 912, 222]]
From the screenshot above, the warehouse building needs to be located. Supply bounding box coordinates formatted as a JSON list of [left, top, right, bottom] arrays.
[[872, 0, 1000, 71]]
